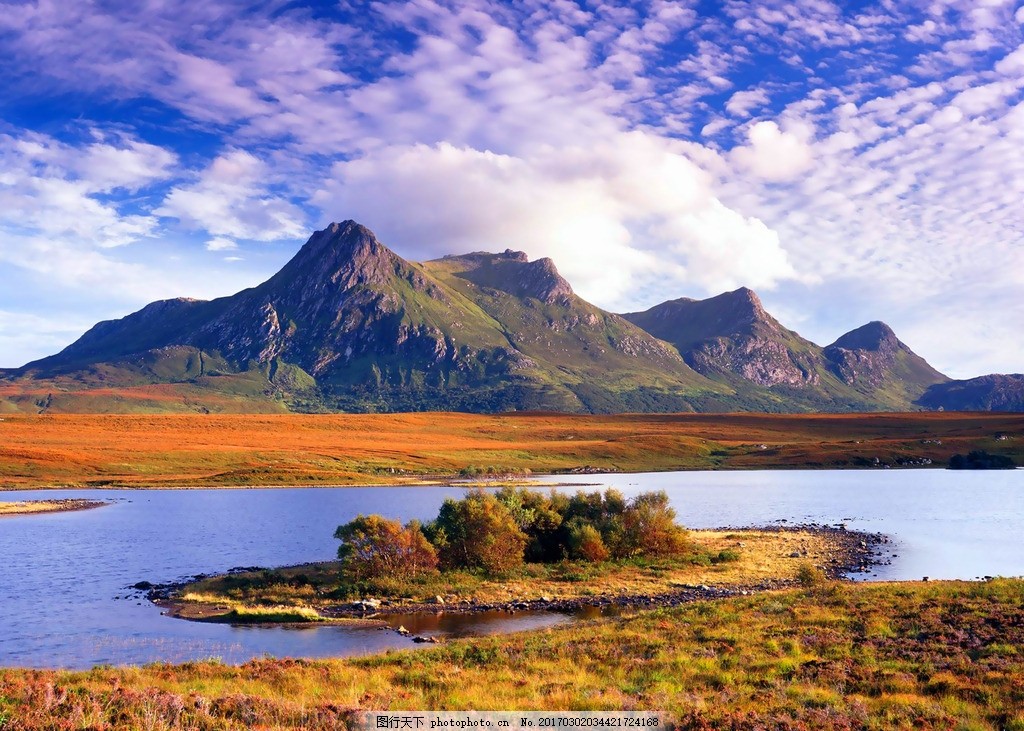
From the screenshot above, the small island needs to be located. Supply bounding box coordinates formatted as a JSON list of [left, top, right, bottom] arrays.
[[0, 498, 106, 517], [153, 488, 882, 627]]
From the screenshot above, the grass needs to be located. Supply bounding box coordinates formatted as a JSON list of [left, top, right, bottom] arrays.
[[171, 529, 847, 614], [0, 411, 1021, 488], [1, 580, 1022, 729], [221, 605, 326, 624]]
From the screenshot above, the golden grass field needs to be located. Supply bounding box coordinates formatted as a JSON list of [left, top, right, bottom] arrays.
[[0, 411, 1020, 489]]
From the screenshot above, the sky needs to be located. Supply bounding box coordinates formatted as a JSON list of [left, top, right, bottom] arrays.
[[0, 0, 1022, 378]]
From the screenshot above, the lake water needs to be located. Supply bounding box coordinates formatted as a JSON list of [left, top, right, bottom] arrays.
[[1, 469, 1021, 669]]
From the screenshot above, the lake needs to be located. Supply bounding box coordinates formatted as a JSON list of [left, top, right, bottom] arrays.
[[1, 469, 1021, 669]]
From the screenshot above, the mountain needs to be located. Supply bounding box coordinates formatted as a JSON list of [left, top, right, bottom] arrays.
[[917, 374, 1024, 412], [823, 321, 948, 408], [623, 292, 948, 411], [8, 222, 724, 414], [3, 220, 1013, 415], [623, 288, 825, 387]]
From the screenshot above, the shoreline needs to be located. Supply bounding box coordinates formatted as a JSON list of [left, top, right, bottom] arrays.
[[3, 462, 1018, 493], [146, 524, 889, 628], [0, 498, 107, 517]]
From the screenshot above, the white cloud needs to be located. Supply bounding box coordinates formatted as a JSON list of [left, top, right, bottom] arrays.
[[0, 310, 99, 369], [951, 79, 1023, 116], [157, 150, 307, 241], [700, 118, 732, 137], [731, 121, 815, 181], [0, 130, 171, 248], [314, 132, 797, 308], [725, 88, 770, 117], [205, 237, 239, 251]]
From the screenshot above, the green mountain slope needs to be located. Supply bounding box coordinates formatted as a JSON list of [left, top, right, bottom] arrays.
[[822, 321, 948, 409], [918, 374, 1024, 412]]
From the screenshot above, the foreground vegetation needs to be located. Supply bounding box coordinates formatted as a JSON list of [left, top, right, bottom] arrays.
[[337, 488, 694, 581], [2, 580, 1022, 729], [0, 412, 1021, 488]]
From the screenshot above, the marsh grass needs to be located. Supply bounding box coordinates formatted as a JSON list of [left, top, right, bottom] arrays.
[[223, 605, 324, 623]]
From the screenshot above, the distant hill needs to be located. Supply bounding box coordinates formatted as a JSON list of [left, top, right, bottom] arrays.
[[918, 375, 1024, 412], [623, 292, 948, 411], [2, 221, 1018, 414]]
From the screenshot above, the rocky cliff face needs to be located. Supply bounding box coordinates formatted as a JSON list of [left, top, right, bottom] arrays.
[[443, 249, 573, 304], [824, 322, 901, 388], [822, 321, 948, 404]]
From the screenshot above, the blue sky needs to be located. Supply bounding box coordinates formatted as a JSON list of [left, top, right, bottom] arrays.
[[1, 0, 1022, 377]]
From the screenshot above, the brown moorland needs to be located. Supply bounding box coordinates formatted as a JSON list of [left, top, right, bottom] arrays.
[[0, 412, 1020, 489]]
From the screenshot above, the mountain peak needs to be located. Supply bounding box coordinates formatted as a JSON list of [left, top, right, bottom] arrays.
[[824, 320, 946, 393], [830, 321, 897, 352], [713, 287, 767, 324], [620, 286, 823, 388], [270, 220, 408, 294]]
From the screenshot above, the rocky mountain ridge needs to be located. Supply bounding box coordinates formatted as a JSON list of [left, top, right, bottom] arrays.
[[4, 221, 1020, 414]]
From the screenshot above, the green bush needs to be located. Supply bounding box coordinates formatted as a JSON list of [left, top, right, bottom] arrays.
[[334, 515, 438, 582], [427, 491, 528, 574], [796, 562, 826, 587], [567, 523, 610, 562]]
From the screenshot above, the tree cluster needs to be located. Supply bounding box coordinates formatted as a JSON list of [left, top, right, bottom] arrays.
[[333, 488, 692, 581]]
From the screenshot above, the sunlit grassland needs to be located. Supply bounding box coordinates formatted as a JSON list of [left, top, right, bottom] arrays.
[[1, 580, 1022, 729], [0, 412, 1021, 488]]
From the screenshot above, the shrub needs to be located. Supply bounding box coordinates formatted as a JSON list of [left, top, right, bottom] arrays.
[[562, 488, 628, 556], [796, 562, 826, 587], [334, 515, 438, 582], [428, 491, 528, 574], [567, 523, 610, 562], [495, 486, 564, 561], [618, 491, 692, 558]]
